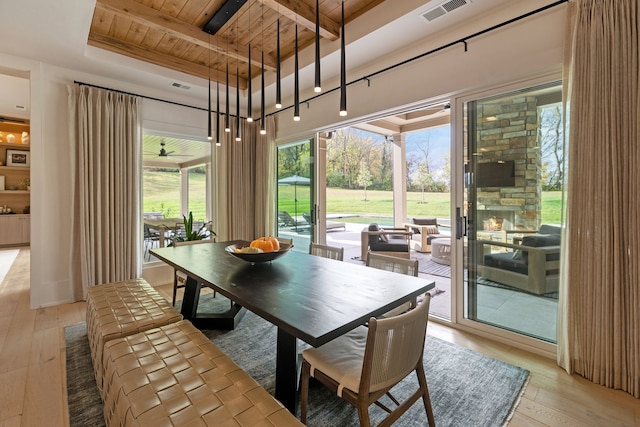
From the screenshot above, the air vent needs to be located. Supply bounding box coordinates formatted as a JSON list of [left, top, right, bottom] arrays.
[[170, 81, 191, 90], [421, 0, 471, 22]]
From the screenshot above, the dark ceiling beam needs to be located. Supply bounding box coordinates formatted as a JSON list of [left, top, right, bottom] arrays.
[[96, 0, 276, 71], [203, 0, 250, 35]]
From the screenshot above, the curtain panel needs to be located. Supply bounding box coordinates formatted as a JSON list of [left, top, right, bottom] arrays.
[[68, 85, 142, 300], [212, 116, 277, 242], [559, 0, 640, 398]]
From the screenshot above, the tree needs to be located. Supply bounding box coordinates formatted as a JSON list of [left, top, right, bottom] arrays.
[[356, 162, 373, 201], [416, 161, 435, 203], [539, 104, 564, 190]]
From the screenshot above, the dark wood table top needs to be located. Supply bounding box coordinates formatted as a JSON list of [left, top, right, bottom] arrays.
[[152, 240, 435, 347]]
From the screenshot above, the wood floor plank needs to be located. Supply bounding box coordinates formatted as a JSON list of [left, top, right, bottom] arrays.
[[0, 367, 27, 422]]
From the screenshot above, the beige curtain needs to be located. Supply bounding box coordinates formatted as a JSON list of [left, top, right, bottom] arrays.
[[68, 85, 142, 301], [558, 0, 640, 398], [212, 116, 277, 241]]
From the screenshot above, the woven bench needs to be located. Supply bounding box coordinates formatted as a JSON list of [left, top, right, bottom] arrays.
[[102, 320, 303, 427], [86, 278, 182, 396]]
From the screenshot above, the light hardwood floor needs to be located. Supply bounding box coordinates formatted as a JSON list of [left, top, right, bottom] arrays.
[[0, 248, 638, 426]]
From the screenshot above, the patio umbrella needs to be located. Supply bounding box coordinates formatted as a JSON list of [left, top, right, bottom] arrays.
[[278, 175, 310, 229]]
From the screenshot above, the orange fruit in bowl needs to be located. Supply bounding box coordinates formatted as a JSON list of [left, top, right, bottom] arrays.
[[250, 236, 280, 253]]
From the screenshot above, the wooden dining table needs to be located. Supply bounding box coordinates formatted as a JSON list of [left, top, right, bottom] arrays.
[[143, 217, 183, 247], [150, 241, 435, 414]]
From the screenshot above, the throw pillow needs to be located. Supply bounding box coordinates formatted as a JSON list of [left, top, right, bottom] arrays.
[[425, 225, 439, 235]]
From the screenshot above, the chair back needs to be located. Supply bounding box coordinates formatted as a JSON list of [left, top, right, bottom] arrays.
[[277, 237, 294, 247], [309, 243, 344, 261], [366, 252, 419, 276], [362, 294, 431, 394]]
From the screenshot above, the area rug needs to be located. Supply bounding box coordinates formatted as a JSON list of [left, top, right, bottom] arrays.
[[66, 297, 529, 427]]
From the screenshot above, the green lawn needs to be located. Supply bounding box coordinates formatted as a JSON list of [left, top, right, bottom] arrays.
[[144, 171, 564, 226]]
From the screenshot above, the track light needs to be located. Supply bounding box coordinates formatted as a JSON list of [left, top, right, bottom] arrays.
[[339, 0, 347, 117], [294, 24, 300, 121]]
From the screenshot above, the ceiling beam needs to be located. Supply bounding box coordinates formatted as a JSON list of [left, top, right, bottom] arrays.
[[88, 33, 248, 89], [96, 0, 276, 71], [258, 0, 340, 41]]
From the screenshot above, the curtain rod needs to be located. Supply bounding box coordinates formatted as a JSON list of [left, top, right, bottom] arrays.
[[73, 80, 246, 119], [268, 0, 569, 117]]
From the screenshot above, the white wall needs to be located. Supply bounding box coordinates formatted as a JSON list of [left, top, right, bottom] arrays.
[[0, 3, 567, 308]]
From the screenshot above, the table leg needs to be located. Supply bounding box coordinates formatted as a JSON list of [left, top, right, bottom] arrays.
[[276, 327, 298, 414], [180, 276, 201, 319]]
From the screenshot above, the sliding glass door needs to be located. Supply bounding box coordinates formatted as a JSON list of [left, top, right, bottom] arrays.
[[277, 139, 314, 252], [461, 80, 564, 343]]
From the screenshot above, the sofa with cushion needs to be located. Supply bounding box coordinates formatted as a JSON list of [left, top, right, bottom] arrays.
[[479, 224, 561, 295], [360, 223, 411, 260], [403, 218, 446, 253]]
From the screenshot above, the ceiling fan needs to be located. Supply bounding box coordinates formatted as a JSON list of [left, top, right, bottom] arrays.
[[145, 140, 189, 158]]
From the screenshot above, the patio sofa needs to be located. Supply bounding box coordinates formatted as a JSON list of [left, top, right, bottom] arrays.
[[360, 223, 411, 260], [403, 218, 446, 253], [479, 225, 561, 295]]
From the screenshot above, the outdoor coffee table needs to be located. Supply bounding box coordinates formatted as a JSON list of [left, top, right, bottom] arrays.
[[151, 241, 434, 414]]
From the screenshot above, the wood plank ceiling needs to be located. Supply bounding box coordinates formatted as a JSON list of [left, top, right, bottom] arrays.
[[89, 0, 387, 90]]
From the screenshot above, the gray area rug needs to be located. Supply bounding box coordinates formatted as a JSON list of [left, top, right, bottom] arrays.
[[66, 296, 529, 427]]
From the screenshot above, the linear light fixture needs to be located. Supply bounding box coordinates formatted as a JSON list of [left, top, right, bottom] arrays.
[[247, 44, 253, 122], [314, 0, 321, 93], [260, 51, 266, 135], [207, 69, 212, 140], [293, 24, 300, 121], [216, 80, 221, 146], [275, 18, 282, 109], [236, 63, 241, 141], [339, 0, 347, 117], [225, 63, 230, 132]]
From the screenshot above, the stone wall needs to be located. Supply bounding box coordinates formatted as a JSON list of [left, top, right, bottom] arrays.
[[475, 96, 541, 231]]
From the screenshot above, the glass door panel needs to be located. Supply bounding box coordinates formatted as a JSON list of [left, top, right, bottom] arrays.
[[463, 81, 564, 343], [277, 139, 314, 252]]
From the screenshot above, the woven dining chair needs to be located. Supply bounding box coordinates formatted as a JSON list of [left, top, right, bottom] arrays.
[[309, 243, 344, 261], [301, 294, 435, 427], [366, 252, 419, 317]]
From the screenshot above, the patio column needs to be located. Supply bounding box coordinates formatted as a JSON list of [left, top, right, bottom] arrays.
[[392, 133, 407, 227], [180, 167, 189, 218]]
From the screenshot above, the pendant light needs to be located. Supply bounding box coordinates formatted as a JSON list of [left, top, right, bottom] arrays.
[[225, 63, 230, 132], [260, 50, 266, 135], [293, 24, 300, 121], [207, 69, 212, 140], [339, 0, 347, 117], [275, 18, 282, 109], [247, 44, 253, 122], [235, 62, 241, 141], [207, 35, 212, 140], [216, 80, 221, 146], [314, 0, 321, 93]]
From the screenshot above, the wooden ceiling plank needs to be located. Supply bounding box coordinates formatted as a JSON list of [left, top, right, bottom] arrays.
[[88, 33, 248, 89], [258, 0, 339, 41], [96, 0, 276, 70]]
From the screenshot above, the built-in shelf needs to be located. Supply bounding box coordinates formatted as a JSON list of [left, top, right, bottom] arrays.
[[0, 166, 30, 171], [0, 143, 30, 149], [0, 190, 29, 194]]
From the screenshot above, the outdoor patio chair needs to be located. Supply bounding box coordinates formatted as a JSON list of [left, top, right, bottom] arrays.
[[361, 223, 411, 260], [278, 211, 309, 229], [300, 293, 435, 427], [303, 212, 346, 231], [309, 243, 344, 261], [403, 218, 445, 253]]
